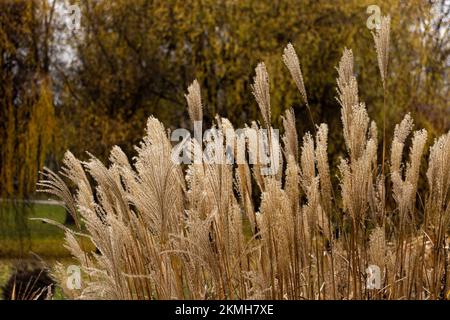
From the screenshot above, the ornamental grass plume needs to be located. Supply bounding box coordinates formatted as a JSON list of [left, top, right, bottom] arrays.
[[372, 15, 391, 91], [186, 79, 203, 124]]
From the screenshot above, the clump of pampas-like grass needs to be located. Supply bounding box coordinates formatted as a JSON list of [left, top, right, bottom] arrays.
[[39, 28, 449, 300]]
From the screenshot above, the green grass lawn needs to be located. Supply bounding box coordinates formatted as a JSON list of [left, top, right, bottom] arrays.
[[0, 202, 94, 299], [0, 202, 87, 258]]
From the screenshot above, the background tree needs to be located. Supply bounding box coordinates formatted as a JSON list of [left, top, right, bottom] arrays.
[[0, 0, 60, 247], [1, 0, 448, 192], [57, 0, 448, 166], [0, 0, 57, 200]]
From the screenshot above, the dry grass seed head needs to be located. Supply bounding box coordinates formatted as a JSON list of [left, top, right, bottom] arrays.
[[252, 63, 271, 128], [282, 43, 308, 106], [185, 79, 203, 123], [372, 15, 391, 90]]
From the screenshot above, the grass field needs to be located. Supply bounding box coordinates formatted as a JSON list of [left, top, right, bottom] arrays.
[[0, 203, 70, 258], [0, 202, 93, 299], [0, 202, 69, 297]]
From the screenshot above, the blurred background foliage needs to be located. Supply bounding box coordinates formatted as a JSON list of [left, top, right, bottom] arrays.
[[0, 0, 448, 202]]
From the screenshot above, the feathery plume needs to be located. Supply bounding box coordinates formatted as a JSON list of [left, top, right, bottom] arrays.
[[405, 129, 427, 197], [252, 63, 271, 128], [426, 131, 450, 213], [282, 108, 299, 162], [336, 47, 355, 88], [390, 113, 414, 178], [283, 43, 308, 106], [315, 123, 332, 214], [336, 48, 360, 154], [372, 15, 391, 90], [185, 79, 203, 123], [300, 133, 315, 192]]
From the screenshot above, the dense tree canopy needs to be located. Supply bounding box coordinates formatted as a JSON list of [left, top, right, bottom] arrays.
[[0, 0, 448, 198], [59, 0, 448, 159]]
